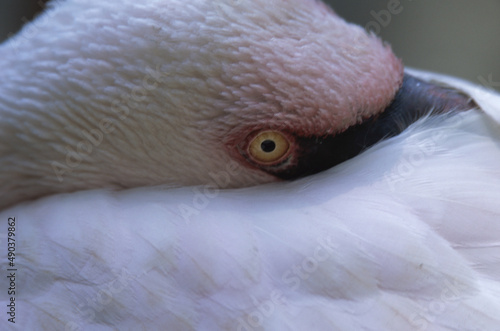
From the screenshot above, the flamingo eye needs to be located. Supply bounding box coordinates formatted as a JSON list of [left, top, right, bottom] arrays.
[[248, 131, 290, 165]]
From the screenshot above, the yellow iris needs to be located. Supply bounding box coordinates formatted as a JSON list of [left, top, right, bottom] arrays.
[[248, 131, 290, 164]]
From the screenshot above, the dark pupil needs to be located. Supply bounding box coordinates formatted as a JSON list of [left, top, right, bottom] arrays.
[[261, 140, 276, 153]]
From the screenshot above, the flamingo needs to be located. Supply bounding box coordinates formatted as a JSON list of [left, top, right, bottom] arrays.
[[0, 0, 499, 330]]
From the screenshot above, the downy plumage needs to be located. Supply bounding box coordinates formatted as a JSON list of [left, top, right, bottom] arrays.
[[0, 0, 499, 330]]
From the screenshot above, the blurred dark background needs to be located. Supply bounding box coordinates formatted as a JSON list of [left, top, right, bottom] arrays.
[[1, 0, 499, 91], [325, 0, 500, 91]]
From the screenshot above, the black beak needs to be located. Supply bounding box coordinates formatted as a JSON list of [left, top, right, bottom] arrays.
[[271, 73, 478, 180]]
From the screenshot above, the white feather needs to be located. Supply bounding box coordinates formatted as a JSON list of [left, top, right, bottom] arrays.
[[1, 72, 499, 330]]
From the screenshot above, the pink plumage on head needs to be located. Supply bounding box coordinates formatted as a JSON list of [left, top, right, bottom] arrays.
[[0, 0, 405, 208], [214, 0, 403, 141]]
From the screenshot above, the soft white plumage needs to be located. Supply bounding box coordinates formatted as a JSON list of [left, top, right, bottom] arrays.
[[1, 70, 500, 330], [1, 0, 500, 330]]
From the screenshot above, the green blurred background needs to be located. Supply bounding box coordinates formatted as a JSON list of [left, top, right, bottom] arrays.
[[1, 0, 499, 90], [326, 0, 500, 91]]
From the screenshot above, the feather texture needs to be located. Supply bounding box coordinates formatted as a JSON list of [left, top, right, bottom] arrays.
[[0, 0, 403, 209], [1, 70, 499, 330]]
